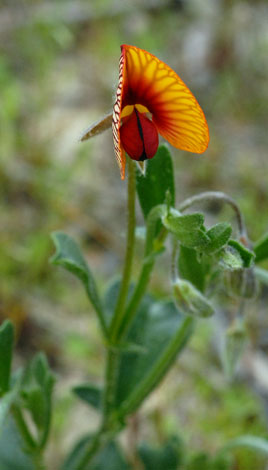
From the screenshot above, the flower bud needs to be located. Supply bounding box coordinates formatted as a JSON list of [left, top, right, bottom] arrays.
[[173, 279, 214, 318], [224, 267, 258, 299]]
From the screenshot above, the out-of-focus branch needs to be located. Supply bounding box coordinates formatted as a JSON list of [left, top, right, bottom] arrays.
[[0, 0, 171, 35]]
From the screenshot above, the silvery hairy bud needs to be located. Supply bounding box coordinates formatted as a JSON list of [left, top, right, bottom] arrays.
[[173, 278, 214, 318], [224, 267, 258, 299]]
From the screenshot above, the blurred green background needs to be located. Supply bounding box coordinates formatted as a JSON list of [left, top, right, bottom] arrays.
[[1, 0, 268, 467]]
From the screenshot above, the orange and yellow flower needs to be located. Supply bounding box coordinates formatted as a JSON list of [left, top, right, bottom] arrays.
[[82, 45, 209, 179]]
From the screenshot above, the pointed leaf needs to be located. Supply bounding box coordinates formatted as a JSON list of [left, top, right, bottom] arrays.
[[253, 232, 268, 263], [20, 352, 54, 432], [51, 232, 105, 325], [0, 320, 14, 395], [205, 223, 232, 254], [72, 384, 102, 410], [136, 145, 175, 219], [162, 210, 209, 250]]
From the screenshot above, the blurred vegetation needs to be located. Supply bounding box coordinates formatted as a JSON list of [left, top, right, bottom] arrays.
[[0, 0, 268, 467]]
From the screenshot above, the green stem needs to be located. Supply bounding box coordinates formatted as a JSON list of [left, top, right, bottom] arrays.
[[117, 259, 154, 340], [75, 430, 105, 470], [109, 158, 136, 344], [74, 159, 137, 470], [102, 348, 119, 421], [74, 403, 123, 470], [118, 206, 167, 341], [178, 191, 247, 239]]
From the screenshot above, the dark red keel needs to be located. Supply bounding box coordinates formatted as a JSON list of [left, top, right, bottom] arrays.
[[120, 107, 159, 161]]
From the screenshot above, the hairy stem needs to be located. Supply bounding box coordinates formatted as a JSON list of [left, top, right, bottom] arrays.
[[118, 206, 167, 341], [178, 191, 248, 240]]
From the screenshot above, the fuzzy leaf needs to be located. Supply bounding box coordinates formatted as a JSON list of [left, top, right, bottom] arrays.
[[205, 223, 232, 254], [228, 240, 255, 268], [20, 353, 54, 431], [162, 210, 209, 250], [51, 232, 104, 321], [178, 246, 211, 292]]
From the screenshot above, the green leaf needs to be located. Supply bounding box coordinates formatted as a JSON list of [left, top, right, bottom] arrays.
[[162, 210, 209, 250], [136, 145, 175, 220], [205, 223, 232, 254], [114, 290, 193, 415], [0, 417, 35, 470], [178, 246, 211, 292], [0, 320, 14, 395], [254, 232, 268, 263], [72, 384, 102, 410], [62, 437, 130, 470], [222, 435, 268, 456], [20, 352, 54, 433], [255, 267, 268, 285], [186, 452, 232, 470], [228, 240, 255, 268], [138, 436, 183, 470], [51, 232, 105, 327]]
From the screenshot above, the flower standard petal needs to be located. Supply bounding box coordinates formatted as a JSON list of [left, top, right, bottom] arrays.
[[111, 45, 210, 179], [114, 45, 209, 158]]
